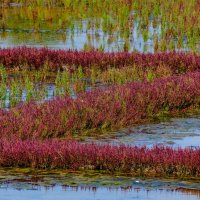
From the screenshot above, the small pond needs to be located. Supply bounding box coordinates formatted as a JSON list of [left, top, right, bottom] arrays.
[[85, 116, 200, 148]]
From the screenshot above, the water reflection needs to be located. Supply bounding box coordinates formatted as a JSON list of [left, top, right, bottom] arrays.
[[1, 185, 200, 200], [0, 23, 157, 53], [86, 116, 200, 148], [0, 80, 107, 109], [0, 6, 199, 53]]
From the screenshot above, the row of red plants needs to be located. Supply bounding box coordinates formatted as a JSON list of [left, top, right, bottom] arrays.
[[0, 47, 200, 73], [0, 71, 199, 139], [0, 139, 199, 178]]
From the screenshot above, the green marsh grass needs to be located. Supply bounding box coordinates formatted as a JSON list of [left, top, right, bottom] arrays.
[[0, 0, 199, 52]]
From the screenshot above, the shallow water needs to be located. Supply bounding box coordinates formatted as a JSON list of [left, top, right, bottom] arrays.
[[0, 22, 156, 52], [0, 7, 198, 53], [0, 170, 200, 200], [0, 80, 107, 109], [1, 187, 200, 200], [86, 116, 200, 148]]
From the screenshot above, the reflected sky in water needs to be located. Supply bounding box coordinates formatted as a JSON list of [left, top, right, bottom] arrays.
[[1, 186, 200, 200], [86, 116, 200, 148]]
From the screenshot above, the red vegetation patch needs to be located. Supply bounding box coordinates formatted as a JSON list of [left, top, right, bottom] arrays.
[[0, 139, 199, 178], [0, 47, 200, 73], [0, 71, 199, 139]]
